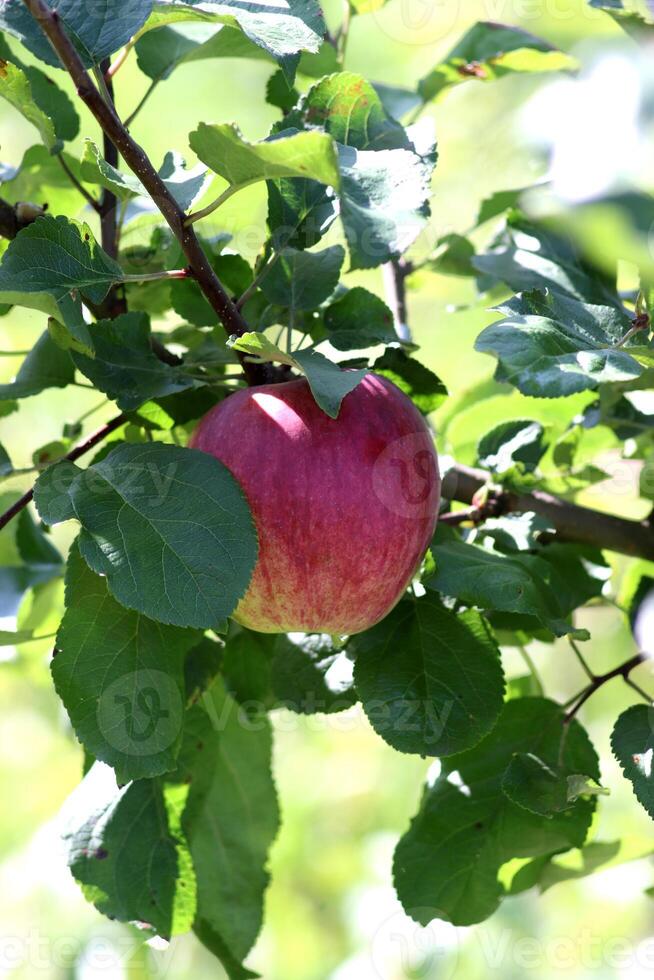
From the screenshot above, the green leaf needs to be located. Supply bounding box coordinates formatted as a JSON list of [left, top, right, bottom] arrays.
[[143, 0, 326, 76], [0, 59, 60, 152], [477, 419, 548, 473], [189, 123, 340, 195], [590, 0, 654, 40], [373, 82, 422, 121], [337, 141, 432, 269], [472, 213, 620, 306], [430, 540, 591, 637], [295, 72, 412, 151], [136, 22, 269, 84], [477, 186, 527, 226], [418, 21, 574, 103], [324, 287, 396, 350], [372, 348, 447, 414], [612, 705, 654, 819], [72, 312, 200, 411], [0, 332, 74, 400], [0, 35, 79, 143], [266, 68, 299, 114], [353, 594, 504, 756], [394, 698, 599, 926], [62, 763, 195, 938], [81, 141, 209, 211], [428, 233, 476, 277], [0, 0, 154, 69], [272, 633, 356, 714], [33, 459, 81, 525], [174, 678, 279, 966], [267, 174, 336, 251], [54, 543, 200, 781], [34, 443, 258, 629], [229, 331, 367, 418], [0, 215, 123, 305], [260, 245, 344, 310], [16, 508, 62, 567], [475, 288, 642, 398], [502, 753, 577, 816], [0, 440, 12, 477]]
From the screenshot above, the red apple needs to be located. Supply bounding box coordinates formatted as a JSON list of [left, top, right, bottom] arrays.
[[190, 373, 440, 634]]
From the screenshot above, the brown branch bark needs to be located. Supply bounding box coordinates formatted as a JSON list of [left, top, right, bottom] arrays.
[[563, 652, 647, 722], [0, 198, 45, 239], [442, 462, 654, 561], [21, 0, 267, 385], [0, 414, 126, 532]]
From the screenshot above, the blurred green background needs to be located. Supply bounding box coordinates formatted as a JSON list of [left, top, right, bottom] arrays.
[[1, 0, 653, 977]]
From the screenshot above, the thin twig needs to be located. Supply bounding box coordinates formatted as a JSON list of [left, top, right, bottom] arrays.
[[0, 414, 126, 532], [569, 637, 595, 681], [20, 0, 266, 385], [56, 154, 100, 211], [124, 78, 159, 129], [563, 653, 648, 724]]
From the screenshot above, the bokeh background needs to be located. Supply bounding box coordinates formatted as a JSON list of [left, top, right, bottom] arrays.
[[0, 0, 653, 977]]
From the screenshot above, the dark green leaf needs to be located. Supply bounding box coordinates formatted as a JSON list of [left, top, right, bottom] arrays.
[[394, 698, 599, 925], [0, 332, 74, 400], [419, 21, 572, 103], [612, 705, 654, 818], [428, 233, 476, 277], [33, 459, 81, 525], [502, 753, 574, 816], [260, 245, 344, 310], [472, 214, 620, 306], [476, 288, 641, 398], [353, 594, 504, 756], [135, 22, 268, 84], [62, 763, 195, 938], [34, 443, 258, 629], [16, 508, 61, 567], [337, 141, 432, 269], [0, 0, 154, 69], [325, 287, 396, 350], [267, 175, 337, 251], [430, 539, 593, 637], [372, 348, 447, 414], [72, 312, 200, 411], [0, 59, 61, 152], [173, 679, 279, 966], [143, 0, 326, 76], [54, 543, 200, 781], [272, 633, 356, 713], [266, 68, 299, 113], [0, 215, 123, 305], [477, 419, 548, 473]]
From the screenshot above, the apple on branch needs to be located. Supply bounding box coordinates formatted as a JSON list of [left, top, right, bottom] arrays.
[[191, 374, 440, 634]]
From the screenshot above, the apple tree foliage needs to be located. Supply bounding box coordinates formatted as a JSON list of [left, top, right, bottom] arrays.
[[0, 0, 652, 971]]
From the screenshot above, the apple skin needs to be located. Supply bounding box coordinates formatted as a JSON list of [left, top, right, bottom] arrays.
[[190, 373, 440, 635]]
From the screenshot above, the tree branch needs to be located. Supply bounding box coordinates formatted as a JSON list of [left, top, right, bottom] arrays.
[[0, 413, 126, 532], [563, 652, 648, 722], [442, 462, 654, 561], [0, 197, 45, 239], [382, 258, 413, 342], [21, 0, 267, 385]]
